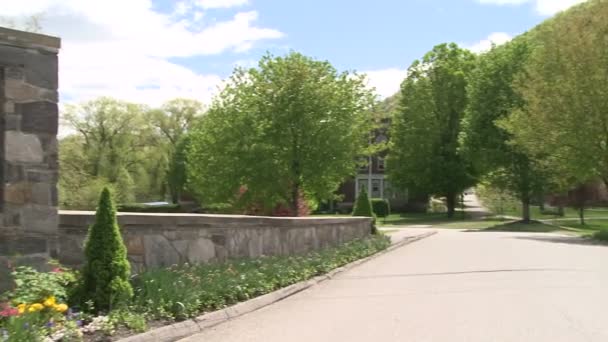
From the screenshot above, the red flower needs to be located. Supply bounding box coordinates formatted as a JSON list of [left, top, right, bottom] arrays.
[[0, 307, 19, 317], [52, 267, 63, 273]]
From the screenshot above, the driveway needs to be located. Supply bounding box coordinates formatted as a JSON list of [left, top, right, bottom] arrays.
[[180, 230, 608, 342]]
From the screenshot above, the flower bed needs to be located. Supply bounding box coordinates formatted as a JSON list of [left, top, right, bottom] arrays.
[[1, 235, 390, 341]]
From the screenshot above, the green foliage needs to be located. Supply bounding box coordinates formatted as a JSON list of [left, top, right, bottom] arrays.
[[79, 188, 133, 312], [352, 188, 374, 218], [593, 229, 608, 242], [503, 0, 608, 189], [462, 37, 548, 221], [116, 203, 182, 213], [187, 52, 374, 215], [476, 182, 520, 217], [108, 310, 147, 333], [388, 43, 476, 218], [166, 136, 190, 204], [3, 266, 76, 305], [1, 311, 47, 342], [371, 198, 390, 218], [59, 97, 203, 210], [130, 235, 390, 320]]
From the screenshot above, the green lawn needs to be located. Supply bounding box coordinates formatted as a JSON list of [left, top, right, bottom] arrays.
[[498, 206, 608, 220], [379, 211, 472, 226]]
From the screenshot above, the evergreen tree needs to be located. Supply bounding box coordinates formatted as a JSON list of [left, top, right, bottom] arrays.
[[353, 188, 377, 234], [80, 188, 133, 312]]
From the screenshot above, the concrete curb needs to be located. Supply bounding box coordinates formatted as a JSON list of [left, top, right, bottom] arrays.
[[117, 231, 437, 342]]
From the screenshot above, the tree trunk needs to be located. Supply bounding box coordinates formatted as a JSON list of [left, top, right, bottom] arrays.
[[579, 207, 585, 226], [557, 205, 565, 217], [446, 193, 456, 218], [521, 196, 531, 223], [291, 183, 300, 217]]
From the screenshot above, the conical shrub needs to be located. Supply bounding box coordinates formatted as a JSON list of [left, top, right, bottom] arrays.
[[79, 187, 133, 312], [352, 187, 377, 234]]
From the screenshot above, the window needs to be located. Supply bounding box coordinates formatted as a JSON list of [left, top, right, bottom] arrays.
[[377, 157, 385, 171], [372, 179, 381, 198]]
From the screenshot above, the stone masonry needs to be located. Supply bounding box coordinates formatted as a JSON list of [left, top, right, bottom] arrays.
[[0, 27, 60, 291], [59, 212, 373, 273]]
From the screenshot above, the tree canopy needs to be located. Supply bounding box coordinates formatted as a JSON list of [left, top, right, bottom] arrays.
[[388, 43, 476, 217], [187, 52, 375, 215]]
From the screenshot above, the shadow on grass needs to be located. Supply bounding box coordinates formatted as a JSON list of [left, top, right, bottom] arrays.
[[464, 220, 565, 233], [383, 211, 472, 226], [510, 235, 606, 247]]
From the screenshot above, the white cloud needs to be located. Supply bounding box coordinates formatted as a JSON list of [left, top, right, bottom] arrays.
[[477, 0, 587, 15], [0, 0, 283, 106], [466, 32, 513, 53], [362, 68, 407, 99], [195, 0, 249, 9]]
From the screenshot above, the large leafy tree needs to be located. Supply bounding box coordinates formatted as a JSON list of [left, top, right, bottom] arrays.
[[187, 52, 374, 216], [503, 0, 608, 214], [463, 38, 547, 222], [388, 43, 476, 218], [148, 99, 205, 203], [60, 97, 164, 207]]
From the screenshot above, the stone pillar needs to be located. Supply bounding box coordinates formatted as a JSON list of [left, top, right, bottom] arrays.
[[0, 27, 60, 291]]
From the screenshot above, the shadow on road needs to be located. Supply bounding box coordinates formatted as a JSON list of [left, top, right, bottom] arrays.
[[510, 235, 608, 247]]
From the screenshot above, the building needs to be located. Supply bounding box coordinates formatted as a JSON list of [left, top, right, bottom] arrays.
[[335, 116, 410, 213]]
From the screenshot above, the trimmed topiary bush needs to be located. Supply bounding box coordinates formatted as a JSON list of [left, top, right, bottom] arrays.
[[353, 188, 377, 234], [371, 198, 390, 222], [79, 188, 133, 312]]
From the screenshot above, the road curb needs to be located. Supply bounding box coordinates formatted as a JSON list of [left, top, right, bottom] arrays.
[[117, 231, 437, 342]]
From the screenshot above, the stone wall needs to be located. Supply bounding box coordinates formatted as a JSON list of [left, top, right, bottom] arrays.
[[59, 212, 372, 272], [0, 27, 60, 291]]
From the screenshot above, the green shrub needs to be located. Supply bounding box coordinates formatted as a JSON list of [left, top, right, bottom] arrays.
[[593, 229, 608, 242], [353, 188, 377, 233], [79, 188, 133, 312], [353, 188, 374, 217], [3, 265, 76, 305], [371, 198, 390, 218]]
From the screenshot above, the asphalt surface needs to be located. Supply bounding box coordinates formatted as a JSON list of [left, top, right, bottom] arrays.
[[180, 229, 608, 342]]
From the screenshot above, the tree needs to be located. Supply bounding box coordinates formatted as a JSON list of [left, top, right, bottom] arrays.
[[388, 43, 476, 218], [79, 188, 133, 312], [166, 136, 190, 204], [503, 0, 608, 196], [462, 38, 547, 223], [353, 188, 377, 234], [60, 97, 167, 208], [187, 52, 374, 215], [148, 99, 204, 203], [353, 188, 374, 217]]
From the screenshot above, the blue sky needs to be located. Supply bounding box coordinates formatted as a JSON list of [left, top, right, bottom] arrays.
[[0, 0, 585, 104]]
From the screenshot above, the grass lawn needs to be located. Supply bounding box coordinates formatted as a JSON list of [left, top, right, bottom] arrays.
[[379, 211, 471, 226], [498, 206, 608, 220]]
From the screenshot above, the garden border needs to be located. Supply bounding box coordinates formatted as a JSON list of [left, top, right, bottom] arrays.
[[117, 230, 437, 342]]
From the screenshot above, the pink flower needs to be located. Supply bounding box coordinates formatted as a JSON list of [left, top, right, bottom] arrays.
[[0, 307, 19, 317], [52, 267, 63, 273]]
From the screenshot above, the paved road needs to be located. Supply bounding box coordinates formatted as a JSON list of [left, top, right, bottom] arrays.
[[180, 230, 608, 342]]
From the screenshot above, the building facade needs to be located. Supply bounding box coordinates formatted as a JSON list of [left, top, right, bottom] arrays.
[[335, 118, 410, 213]]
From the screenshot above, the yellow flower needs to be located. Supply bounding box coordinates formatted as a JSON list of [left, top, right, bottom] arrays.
[[17, 304, 27, 314], [43, 296, 56, 307], [28, 303, 44, 312], [54, 304, 68, 313]]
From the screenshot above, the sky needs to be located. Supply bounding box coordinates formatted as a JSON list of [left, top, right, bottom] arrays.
[[0, 0, 587, 106]]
